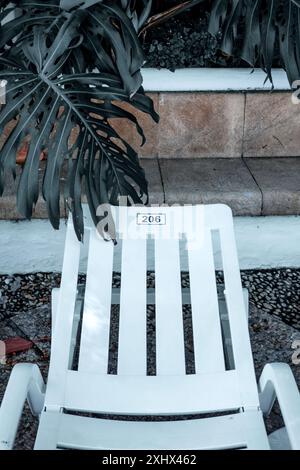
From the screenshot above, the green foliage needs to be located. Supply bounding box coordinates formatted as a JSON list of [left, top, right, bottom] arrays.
[[1, 0, 299, 243], [0, 0, 158, 240], [209, 0, 300, 85]]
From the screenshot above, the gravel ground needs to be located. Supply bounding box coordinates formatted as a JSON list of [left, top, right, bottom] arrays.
[[0, 269, 300, 450]]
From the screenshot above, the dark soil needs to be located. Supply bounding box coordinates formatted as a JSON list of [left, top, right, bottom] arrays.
[[142, 3, 282, 71], [142, 7, 227, 71]]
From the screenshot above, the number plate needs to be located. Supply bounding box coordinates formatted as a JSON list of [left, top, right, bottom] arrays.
[[137, 213, 166, 225]]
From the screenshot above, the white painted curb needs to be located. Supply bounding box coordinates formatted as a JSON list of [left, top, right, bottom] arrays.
[[142, 68, 290, 92], [0, 216, 300, 274]]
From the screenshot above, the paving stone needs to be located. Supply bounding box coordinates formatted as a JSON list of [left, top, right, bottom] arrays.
[[245, 157, 300, 215], [158, 93, 244, 158], [160, 158, 261, 215], [244, 92, 300, 157]]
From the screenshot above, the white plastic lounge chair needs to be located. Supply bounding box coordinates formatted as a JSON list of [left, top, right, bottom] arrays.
[[0, 204, 300, 450]]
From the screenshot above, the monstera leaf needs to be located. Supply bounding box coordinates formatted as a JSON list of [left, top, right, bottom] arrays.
[[0, 0, 158, 240], [61, 0, 152, 31], [209, 0, 300, 85]]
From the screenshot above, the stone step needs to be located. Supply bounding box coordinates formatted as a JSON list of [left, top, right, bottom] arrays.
[[153, 157, 300, 216], [0, 157, 300, 220]]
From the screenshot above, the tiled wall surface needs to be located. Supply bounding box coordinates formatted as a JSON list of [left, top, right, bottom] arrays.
[[111, 91, 299, 158]]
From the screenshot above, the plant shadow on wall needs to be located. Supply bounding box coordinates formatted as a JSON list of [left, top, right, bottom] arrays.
[[0, 0, 300, 241]]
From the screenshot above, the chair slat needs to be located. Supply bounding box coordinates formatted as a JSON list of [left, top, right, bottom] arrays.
[[188, 229, 225, 373], [78, 230, 114, 374], [118, 239, 147, 375], [219, 223, 260, 408], [155, 239, 185, 375], [65, 369, 241, 415], [44, 219, 81, 408], [54, 411, 269, 450]]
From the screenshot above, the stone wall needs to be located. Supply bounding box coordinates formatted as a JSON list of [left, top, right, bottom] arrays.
[[111, 91, 300, 159]]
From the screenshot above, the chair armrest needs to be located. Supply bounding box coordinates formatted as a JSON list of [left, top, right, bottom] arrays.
[[259, 362, 300, 450], [0, 363, 45, 450]]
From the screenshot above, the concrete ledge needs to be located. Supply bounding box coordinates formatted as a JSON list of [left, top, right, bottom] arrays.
[[158, 157, 300, 217], [245, 157, 300, 215], [1, 157, 300, 219], [159, 158, 261, 215], [142, 68, 290, 92]]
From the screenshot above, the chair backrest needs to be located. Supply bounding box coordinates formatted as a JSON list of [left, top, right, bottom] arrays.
[[45, 204, 260, 414]]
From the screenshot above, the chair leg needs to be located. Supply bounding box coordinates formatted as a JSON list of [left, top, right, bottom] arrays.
[[268, 428, 291, 450], [0, 363, 45, 450]]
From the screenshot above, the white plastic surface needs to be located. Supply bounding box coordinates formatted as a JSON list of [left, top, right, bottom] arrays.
[[0, 364, 44, 450], [2, 205, 300, 450], [142, 68, 290, 92]]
